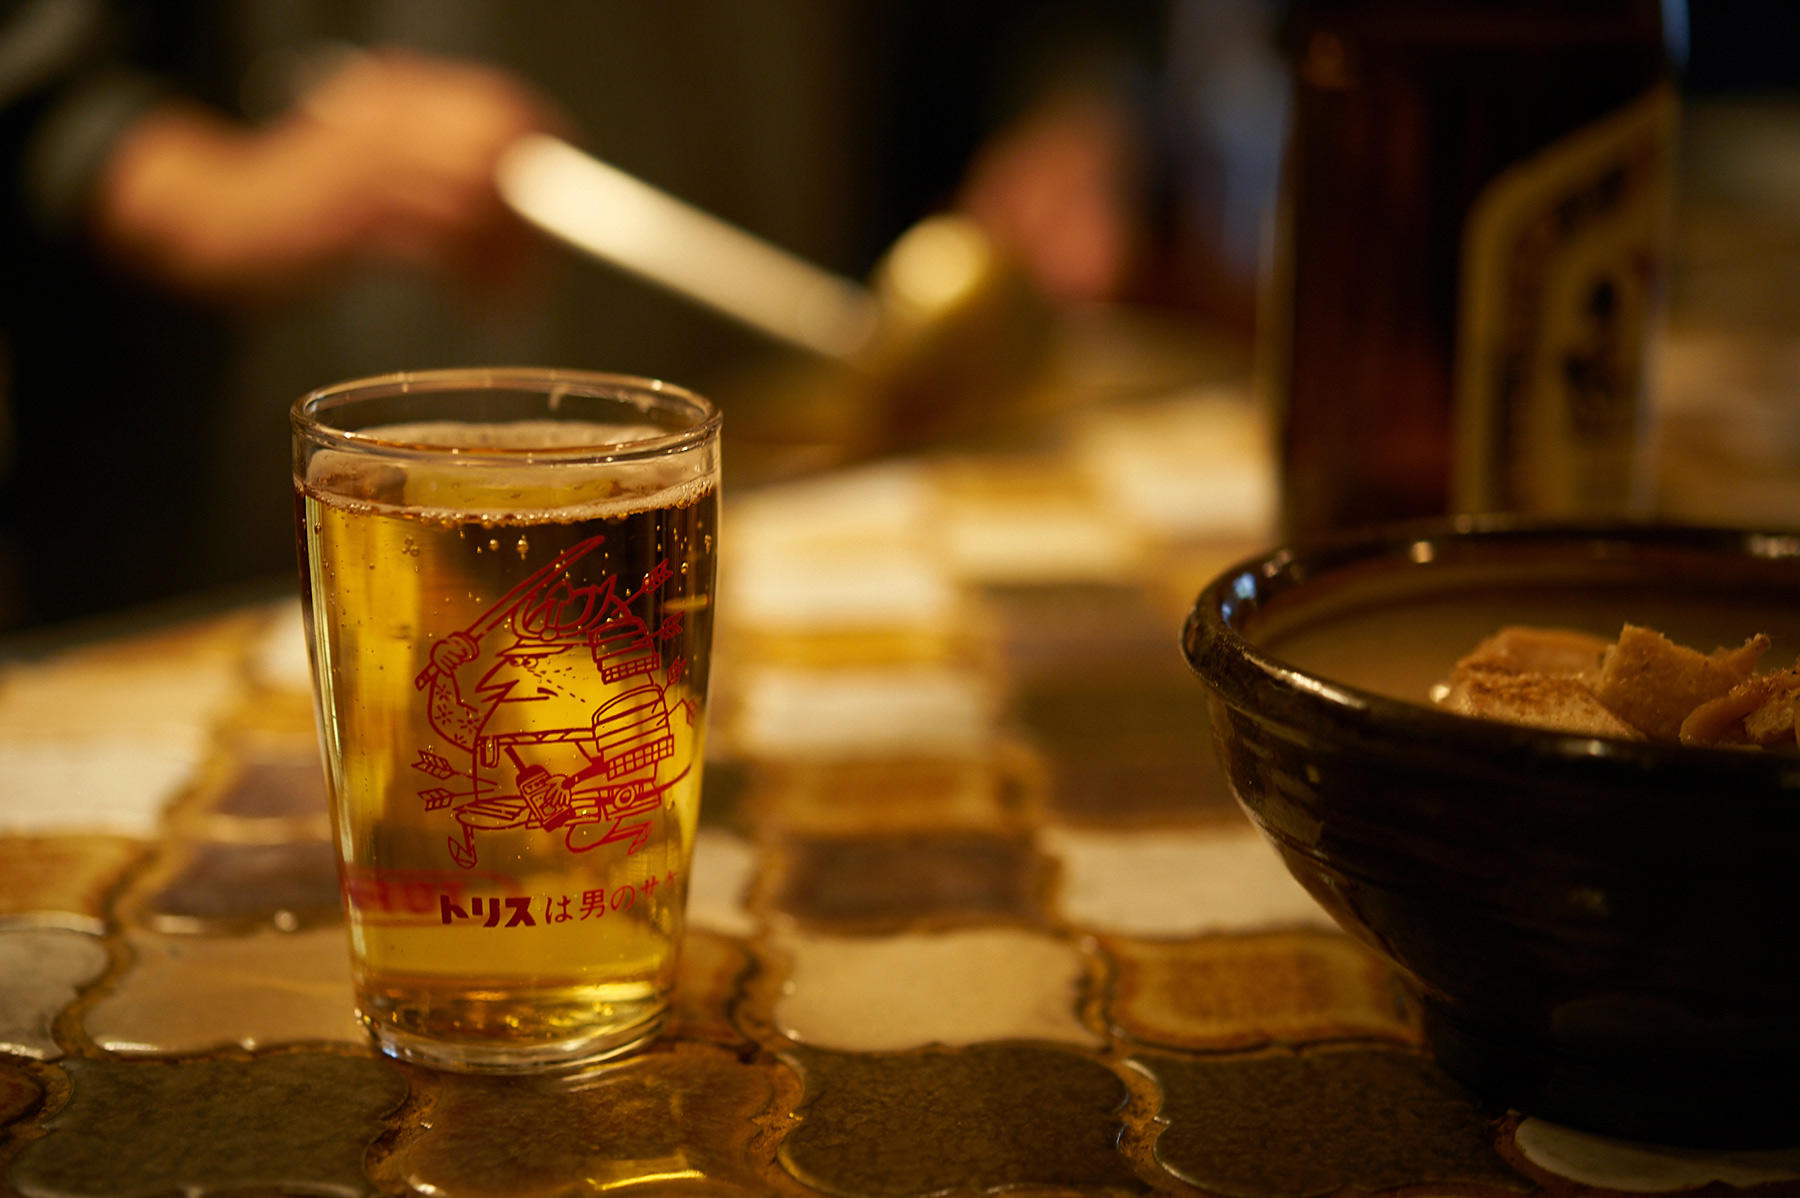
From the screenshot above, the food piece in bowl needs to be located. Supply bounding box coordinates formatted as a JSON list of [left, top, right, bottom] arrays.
[[1439, 623, 1800, 748], [1438, 627, 1639, 738], [1680, 669, 1800, 746], [1449, 625, 1614, 677], [1588, 625, 1768, 742], [1441, 668, 1645, 739]]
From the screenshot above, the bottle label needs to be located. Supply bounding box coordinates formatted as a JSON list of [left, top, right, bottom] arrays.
[[1454, 86, 1677, 515]]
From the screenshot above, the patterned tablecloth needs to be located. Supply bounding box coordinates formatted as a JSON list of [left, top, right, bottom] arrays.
[[2, 390, 1798, 1197]]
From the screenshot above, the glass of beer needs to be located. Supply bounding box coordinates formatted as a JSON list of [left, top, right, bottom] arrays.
[[292, 368, 720, 1072]]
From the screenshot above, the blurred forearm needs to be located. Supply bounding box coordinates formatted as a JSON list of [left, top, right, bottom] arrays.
[[88, 50, 564, 300]]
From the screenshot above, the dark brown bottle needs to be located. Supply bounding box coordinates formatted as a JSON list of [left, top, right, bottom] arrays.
[[1263, 0, 1682, 541]]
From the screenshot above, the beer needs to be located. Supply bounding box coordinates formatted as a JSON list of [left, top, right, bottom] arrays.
[[293, 373, 719, 1071], [1265, 0, 1681, 540]]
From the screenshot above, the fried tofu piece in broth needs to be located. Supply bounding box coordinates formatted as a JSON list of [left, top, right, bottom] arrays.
[[1680, 668, 1800, 747], [1449, 626, 1612, 679], [1440, 669, 1644, 738], [1439, 626, 1638, 737], [1590, 625, 1769, 743]]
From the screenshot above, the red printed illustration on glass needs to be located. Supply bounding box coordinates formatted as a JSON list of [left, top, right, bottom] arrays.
[[410, 535, 695, 869]]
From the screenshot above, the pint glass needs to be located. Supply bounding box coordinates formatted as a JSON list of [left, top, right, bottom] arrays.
[[292, 368, 720, 1071]]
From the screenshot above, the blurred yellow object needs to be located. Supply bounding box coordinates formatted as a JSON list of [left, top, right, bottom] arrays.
[[860, 214, 1054, 448], [496, 135, 1052, 453]]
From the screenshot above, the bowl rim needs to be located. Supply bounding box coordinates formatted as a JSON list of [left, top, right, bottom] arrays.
[[1182, 515, 1800, 791]]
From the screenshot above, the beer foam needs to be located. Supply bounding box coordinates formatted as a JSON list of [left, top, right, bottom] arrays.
[[361, 419, 666, 451], [302, 419, 715, 524]]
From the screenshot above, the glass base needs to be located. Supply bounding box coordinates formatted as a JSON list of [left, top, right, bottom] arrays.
[[362, 1004, 668, 1074]]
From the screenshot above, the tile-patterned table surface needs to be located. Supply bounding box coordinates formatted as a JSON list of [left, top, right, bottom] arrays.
[[4, 393, 1799, 1196]]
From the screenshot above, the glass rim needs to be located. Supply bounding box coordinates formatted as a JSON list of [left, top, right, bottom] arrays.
[[291, 366, 721, 463]]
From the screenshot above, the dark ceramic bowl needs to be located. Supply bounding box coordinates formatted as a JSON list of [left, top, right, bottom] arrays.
[[1182, 520, 1800, 1148]]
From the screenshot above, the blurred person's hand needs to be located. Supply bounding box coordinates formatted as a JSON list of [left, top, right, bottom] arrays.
[[88, 49, 566, 300], [953, 92, 1148, 306]]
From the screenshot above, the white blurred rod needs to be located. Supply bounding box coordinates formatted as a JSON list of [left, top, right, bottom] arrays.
[[495, 134, 882, 362]]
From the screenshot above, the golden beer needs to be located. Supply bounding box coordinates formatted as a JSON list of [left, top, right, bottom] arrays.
[[293, 371, 719, 1071]]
